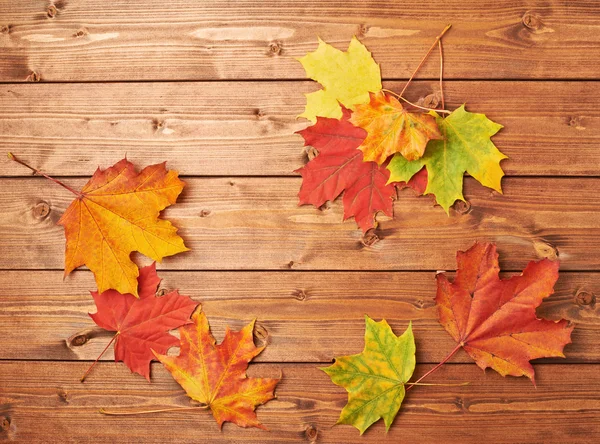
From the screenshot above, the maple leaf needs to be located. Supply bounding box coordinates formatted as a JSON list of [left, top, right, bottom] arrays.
[[296, 107, 426, 232], [87, 262, 198, 381], [297, 37, 382, 122], [350, 91, 442, 164], [321, 316, 415, 434], [436, 242, 574, 383], [387, 105, 507, 213], [58, 159, 188, 297], [154, 311, 280, 430]]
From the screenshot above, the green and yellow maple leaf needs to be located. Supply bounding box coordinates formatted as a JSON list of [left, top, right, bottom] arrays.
[[297, 37, 382, 122], [321, 316, 415, 434], [387, 105, 506, 213]]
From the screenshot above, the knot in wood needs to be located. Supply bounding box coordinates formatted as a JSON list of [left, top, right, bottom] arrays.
[[356, 24, 369, 37], [292, 289, 307, 301], [419, 93, 440, 109], [27, 71, 41, 82], [575, 290, 595, 306], [453, 200, 471, 215], [1, 417, 10, 432], [0, 25, 10, 34], [361, 229, 379, 247], [47, 5, 58, 18], [70, 334, 88, 347], [74, 28, 88, 38], [522, 11, 542, 31], [33, 201, 51, 219], [268, 41, 282, 56], [306, 146, 319, 161], [199, 209, 211, 217], [253, 323, 269, 346], [305, 424, 318, 442]]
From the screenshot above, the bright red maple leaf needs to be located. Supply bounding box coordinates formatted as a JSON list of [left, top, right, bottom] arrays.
[[87, 263, 199, 381], [295, 107, 427, 232], [436, 242, 573, 383]]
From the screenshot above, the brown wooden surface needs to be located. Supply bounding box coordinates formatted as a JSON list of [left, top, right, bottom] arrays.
[[1, 362, 599, 443], [1, 177, 599, 271], [0, 81, 598, 177], [1, 1, 600, 81], [1, 0, 600, 442], [0, 270, 597, 363]]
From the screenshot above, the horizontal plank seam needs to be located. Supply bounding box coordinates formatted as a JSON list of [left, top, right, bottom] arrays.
[[1, 78, 600, 86], [4, 175, 600, 180]]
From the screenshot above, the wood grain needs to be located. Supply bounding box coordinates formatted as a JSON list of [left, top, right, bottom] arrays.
[[1, 81, 598, 177], [1, 1, 600, 81], [0, 270, 595, 363], [1, 361, 599, 443], [0, 177, 599, 271]]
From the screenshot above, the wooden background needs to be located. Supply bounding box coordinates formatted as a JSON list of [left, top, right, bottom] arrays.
[[1, 1, 600, 442]]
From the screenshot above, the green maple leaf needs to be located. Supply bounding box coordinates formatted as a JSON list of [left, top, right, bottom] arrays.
[[321, 316, 415, 434], [387, 105, 507, 213]]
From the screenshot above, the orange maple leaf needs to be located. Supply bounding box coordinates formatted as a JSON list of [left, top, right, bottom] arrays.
[[350, 91, 442, 164], [154, 311, 280, 430], [436, 242, 573, 383], [58, 159, 188, 297]]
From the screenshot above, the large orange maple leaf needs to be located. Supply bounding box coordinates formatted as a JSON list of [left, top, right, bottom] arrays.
[[154, 311, 280, 430], [58, 159, 188, 297], [436, 242, 573, 383]]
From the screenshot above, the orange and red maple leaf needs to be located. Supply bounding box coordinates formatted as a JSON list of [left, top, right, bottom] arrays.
[[436, 242, 573, 382], [154, 311, 280, 430]]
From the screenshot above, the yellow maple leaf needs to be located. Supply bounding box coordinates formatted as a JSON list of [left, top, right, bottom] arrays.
[[350, 91, 443, 164], [58, 159, 188, 297], [297, 37, 382, 122]]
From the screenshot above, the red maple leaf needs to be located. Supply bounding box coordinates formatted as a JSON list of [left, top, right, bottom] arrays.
[[295, 107, 427, 232], [84, 263, 199, 381], [436, 242, 573, 383]]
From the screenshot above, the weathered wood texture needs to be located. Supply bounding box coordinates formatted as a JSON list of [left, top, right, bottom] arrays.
[[1, 1, 600, 81], [1, 81, 598, 177], [1, 362, 599, 443], [2, 0, 600, 442], [0, 270, 595, 363], [0, 177, 599, 271]]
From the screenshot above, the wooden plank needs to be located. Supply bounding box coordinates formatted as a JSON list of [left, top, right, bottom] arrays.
[[0, 270, 595, 363], [0, 177, 599, 271], [1, 361, 599, 443], [1, 1, 600, 81], [1, 80, 598, 177]]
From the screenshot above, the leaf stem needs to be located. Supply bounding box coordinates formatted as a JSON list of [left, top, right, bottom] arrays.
[[438, 40, 445, 110], [8, 153, 82, 197], [381, 89, 451, 114], [405, 342, 462, 392], [99, 405, 209, 416], [408, 381, 469, 387], [399, 24, 452, 98], [80, 333, 118, 383]]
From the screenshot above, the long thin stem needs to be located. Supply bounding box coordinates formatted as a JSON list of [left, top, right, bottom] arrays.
[[99, 405, 209, 416], [405, 343, 462, 392], [382, 89, 451, 114], [8, 153, 82, 197], [81, 333, 118, 383], [438, 40, 445, 110], [399, 24, 452, 98], [409, 381, 469, 387]]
